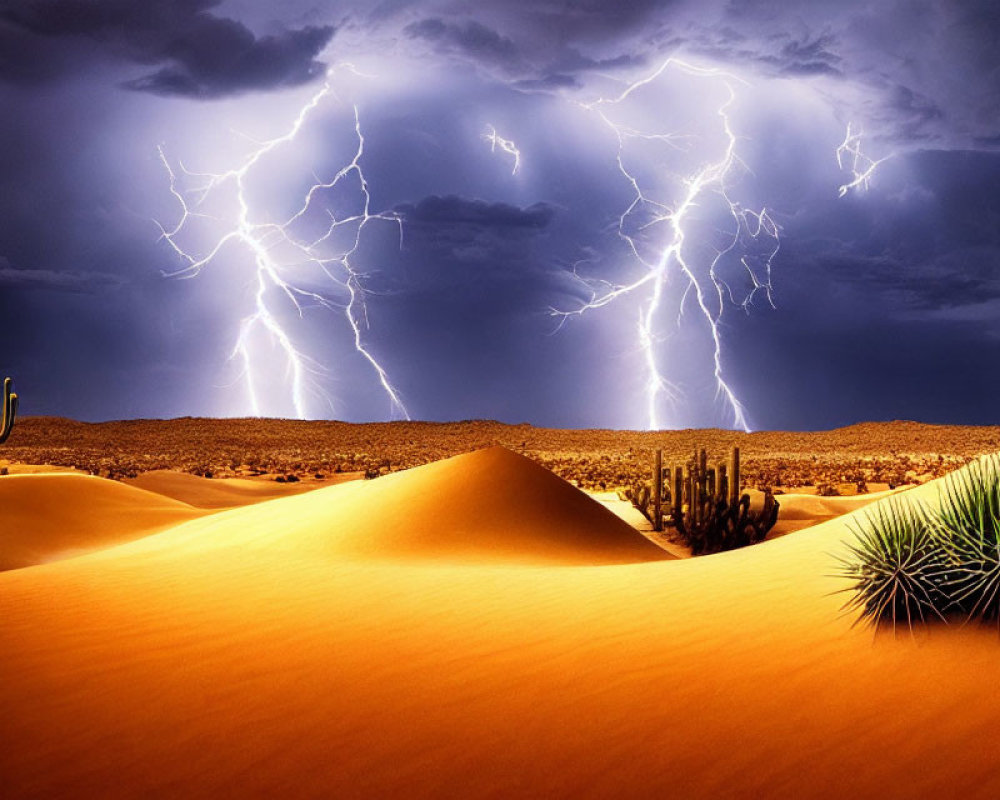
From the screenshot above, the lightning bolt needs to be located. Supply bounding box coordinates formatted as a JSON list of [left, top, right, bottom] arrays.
[[482, 124, 521, 175], [837, 121, 892, 198], [552, 58, 780, 432], [155, 64, 409, 420]]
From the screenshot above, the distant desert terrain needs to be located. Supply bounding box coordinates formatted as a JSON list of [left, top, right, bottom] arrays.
[[3, 422, 1000, 797], [5, 416, 998, 490]]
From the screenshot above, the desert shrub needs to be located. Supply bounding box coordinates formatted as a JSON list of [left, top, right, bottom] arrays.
[[931, 454, 1000, 621], [836, 495, 948, 630], [838, 453, 1000, 628]]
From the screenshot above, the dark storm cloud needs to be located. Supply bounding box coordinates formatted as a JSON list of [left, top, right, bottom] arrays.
[[759, 34, 843, 77], [401, 9, 644, 87], [512, 73, 582, 91], [123, 24, 333, 98], [0, 256, 121, 292], [973, 133, 1000, 148], [885, 84, 945, 140], [388, 196, 561, 297], [0, 17, 83, 83], [779, 147, 1000, 319], [394, 1, 968, 149], [648, 24, 847, 80], [544, 48, 644, 76], [396, 0, 669, 47], [903, 250, 1000, 312], [403, 18, 521, 70], [584, 0, 994, 147], [791, 245, 1000, 315], [0, 0, 334, 97], [509, 0, 674, 38], [397, 195, 555, 229]]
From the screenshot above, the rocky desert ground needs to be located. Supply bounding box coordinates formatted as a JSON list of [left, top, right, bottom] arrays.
[[3, 416, 997, 494]]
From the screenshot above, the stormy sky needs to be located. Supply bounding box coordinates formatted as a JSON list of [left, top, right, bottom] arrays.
[[1, 0, 999, 430]]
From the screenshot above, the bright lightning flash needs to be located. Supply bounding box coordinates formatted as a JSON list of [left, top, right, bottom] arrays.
[[837, 121, 892, 197], [482, 124, 521, 175], [155, 65, 409, 420], [553, 59, 780, 432]]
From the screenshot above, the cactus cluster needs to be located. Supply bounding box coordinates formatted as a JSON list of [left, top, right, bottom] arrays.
[[626, 447, 779, 555], [0, 377, 16, 444]]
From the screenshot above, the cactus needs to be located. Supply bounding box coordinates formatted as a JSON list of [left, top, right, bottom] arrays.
[[627, 446, 779, 555], [0, 377, 16, 444]]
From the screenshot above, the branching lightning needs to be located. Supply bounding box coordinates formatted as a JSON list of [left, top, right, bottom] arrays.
[[155, 64, 409, 420], [482, 124, 521, 175], [837, 121, 892, 198], [552, 59, 780, 432]]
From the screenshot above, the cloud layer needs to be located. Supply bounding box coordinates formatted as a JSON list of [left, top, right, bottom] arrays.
[[1, 0, 334, 97], [1, 0, 999, 426]]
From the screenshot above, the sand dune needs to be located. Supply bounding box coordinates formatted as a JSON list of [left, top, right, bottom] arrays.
[[767, 488, 899, 536], [2, 450, 998, 798], [297, 445, 673, 564], [774, 488, 897, 520], [113, 447, 669, 566], [124, 470, 349, 509], [0, 473, 204, 571]]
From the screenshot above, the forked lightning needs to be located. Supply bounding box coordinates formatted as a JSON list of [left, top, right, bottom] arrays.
[[837, 121, 892, 197], [553, 59, 780, 431], [156, 65, 409, 420]]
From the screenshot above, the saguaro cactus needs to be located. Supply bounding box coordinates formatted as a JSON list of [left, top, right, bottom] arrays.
[[1, 377, 18, 444], [626, 446, 779, 555]]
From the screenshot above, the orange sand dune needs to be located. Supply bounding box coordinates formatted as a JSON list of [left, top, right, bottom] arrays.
[[120, 447, 669, 566], [295, 445, 673, 564], [2, 449, 999, 798], [0, 473, 205, 571], [768, 488, 899, 536], [775, 489, 897, 520], [124, 470, 351, 509]]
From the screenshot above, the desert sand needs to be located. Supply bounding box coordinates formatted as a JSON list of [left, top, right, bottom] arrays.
[[0, 473, 205, 571], [2, 446, 998, 798], [124, 470, 359, 509]]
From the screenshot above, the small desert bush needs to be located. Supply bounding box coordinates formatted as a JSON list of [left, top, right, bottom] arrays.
[[838, 453, 1000, 629], [931, 454, 1000, 621], [836, 496, 947, 630]]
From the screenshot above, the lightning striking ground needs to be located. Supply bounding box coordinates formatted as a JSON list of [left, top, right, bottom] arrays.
[[837, 121, 892, 197], [155, 66, 409, 420], [482, 124, 521, 175], [553, 59, 780, 432]]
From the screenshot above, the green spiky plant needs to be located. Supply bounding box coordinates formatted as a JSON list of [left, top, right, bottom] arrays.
[[837, 453, 1000, 629], [931, 454, 1000, 622], [0, 377, 16, 444], [835, 495, 949, 630]]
